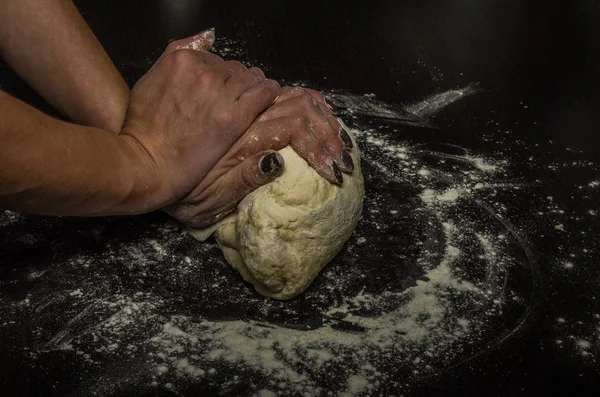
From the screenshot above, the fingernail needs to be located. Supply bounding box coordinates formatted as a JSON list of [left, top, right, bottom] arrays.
[[260, 152, 282, 174], [342, 151, 354, 172], [340, 128, 353, 149], [332, 163, 343, 184], [324, 98, 338, 114]]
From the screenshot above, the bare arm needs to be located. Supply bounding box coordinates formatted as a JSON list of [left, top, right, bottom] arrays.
[[0, 21, 345, 227], [0, 91, 159, 215], [0, 0, 129, 133], [0, 33, 282, 221]]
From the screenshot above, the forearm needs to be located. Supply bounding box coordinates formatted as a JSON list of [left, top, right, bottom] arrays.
[[0, 0, 129, 133], [0, 91, 160, 216]]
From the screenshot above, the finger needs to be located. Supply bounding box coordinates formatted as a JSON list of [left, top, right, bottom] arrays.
[[293, 95, 352, 172], [225, 67, 265, 99], [234, 116, 343, 185], [336, 114, 354, 149], [260, 86, 351, 151], [274, 86, 308, 102], [187, 66, 237, 105], [147, 48, 223, 78], [257, 94, 353, 173], [300, 88, 337, 112], [316, 100, 355, 152], [222, 60, 248, 76], [148, 29, 219, 73], [235, 79, 281, 125], [153, 33, 223, 72], [166, 151, 284, 228], [276, 87, 352, 166], [167, 28, 216, 54], [278, 86, 339, 115], [300, 88, 328, 107], [228, 150, 285, 200]]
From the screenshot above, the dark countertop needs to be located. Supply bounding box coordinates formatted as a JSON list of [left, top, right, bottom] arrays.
[[1, 1, 599, 396]]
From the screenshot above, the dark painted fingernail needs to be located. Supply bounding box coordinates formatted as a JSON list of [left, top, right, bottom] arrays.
[[342, 151, 354, 172], [340, 128, 353, 149], [260, 152, 282, 174], [325, 98, 338, 114], [332, 163, 343, 184]]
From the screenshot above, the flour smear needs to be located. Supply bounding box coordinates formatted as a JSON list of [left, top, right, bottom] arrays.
[[2, 83, 598, 396]]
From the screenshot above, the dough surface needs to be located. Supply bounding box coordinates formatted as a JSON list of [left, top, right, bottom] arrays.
[[189, 127, 364, 300]]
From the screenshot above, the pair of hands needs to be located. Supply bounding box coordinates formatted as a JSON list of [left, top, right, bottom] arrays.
[[120, 30, 355, 228]]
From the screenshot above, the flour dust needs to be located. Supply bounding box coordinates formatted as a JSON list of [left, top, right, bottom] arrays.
[[1, 84, 599, 396]]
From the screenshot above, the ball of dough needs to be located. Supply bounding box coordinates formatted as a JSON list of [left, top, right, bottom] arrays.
[[189, 126, 364, 300]]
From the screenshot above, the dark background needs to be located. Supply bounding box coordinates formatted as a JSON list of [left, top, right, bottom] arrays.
[[3, 0, 600, 159], [1, 0, 600, 396]]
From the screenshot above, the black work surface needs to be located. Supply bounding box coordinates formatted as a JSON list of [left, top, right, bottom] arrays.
[[1, 1, 600, 396]]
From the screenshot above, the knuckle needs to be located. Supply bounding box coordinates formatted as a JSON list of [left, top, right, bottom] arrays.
[[194, 68, 219, 86], [279, 86, 301, 99], [298, 93, 318, 110], [240, 70, 259, 85], [165, 40, 184, 53], [240, 166, 259, 188], [289, 87, 305, 95], [164, 49, 194, 68], [227, 60, 246, 71], [258, 79, 280, 97], [264, 79, 281, 93], [249, 67, 266, 79], [305, 88, 323, 100], [215, 109, 237, 130], [290, 115, 309, 130]]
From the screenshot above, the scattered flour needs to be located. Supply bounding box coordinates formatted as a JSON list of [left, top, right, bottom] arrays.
[[15, 123, 530, 396], [4, 83, 598, 395]]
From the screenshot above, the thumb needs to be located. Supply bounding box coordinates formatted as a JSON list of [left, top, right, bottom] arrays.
[[205, 150, 284, 226], [165, 151, 284, 229], [232, 150, 284, 195]]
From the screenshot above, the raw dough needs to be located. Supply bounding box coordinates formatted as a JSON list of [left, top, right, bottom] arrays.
[[189, 125, 364, 300]]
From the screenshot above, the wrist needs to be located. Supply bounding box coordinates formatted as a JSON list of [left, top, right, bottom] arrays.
[[116, 134, 171, 214]]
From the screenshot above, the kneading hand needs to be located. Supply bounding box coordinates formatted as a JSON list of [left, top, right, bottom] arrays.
[[164, 85, 355, 228], [119, 30, 281, 214]]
